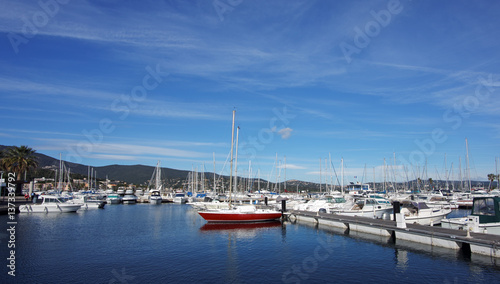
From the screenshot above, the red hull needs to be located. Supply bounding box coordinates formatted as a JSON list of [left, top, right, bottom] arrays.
[[198, 211, 282, 223]]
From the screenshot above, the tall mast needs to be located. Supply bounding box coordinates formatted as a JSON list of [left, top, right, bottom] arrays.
[[383, 158, 386, 193], [248, 160, 251, 192], [393, 152, 397, 192], [156, 160, 161, 191], [329, 153, 333, 192], [445, 153, 449, 190], [341, 158, 344, 194], [233, 126, 240, 194], [373, 167, 375, 192], [213, 152, 216, 193], [87, 165, 90, 191], [275, 153, 278, 192], [459, 156, 463, 191], [284, 156, 287, 193], [495, 157, 500, 189], [466, 138, 471, 193], [258, 169, 261, 192], [319, 158, 322, 193], [202, 163, 205, 192], [58, 153, 63, 191], [228, 110, 236, 205]]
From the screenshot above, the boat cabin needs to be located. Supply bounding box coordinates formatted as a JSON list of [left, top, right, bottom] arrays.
[[346, 182, 370, 194], [36, 195, 68, 204], [471, 196, 500, 223]]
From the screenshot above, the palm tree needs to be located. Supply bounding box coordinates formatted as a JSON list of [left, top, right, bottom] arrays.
[[0, 146, 39, 195], [488, 173, 498, 191]]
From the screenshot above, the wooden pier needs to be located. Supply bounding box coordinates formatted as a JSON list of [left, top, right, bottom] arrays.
[[286, 210, 500, 259]]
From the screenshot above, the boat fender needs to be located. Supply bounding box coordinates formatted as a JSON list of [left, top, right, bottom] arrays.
[[44, 206, 48, 213]]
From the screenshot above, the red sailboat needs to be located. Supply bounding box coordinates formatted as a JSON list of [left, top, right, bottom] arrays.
[[197, 110, 282, 223], [198, 205, 283, 223]]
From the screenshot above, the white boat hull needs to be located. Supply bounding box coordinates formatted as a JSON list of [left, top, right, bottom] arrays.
[[107, 198, 121, 204], [441, 217, 500, 235], [403, 209, 451, 225], [19, 204, 82, 213], [77, 202, 105, 210], [149, 197, 162, 205], [173, 198, 187, 204], [334, 207, 392, 219]]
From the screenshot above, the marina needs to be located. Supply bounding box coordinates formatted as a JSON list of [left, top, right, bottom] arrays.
[[1, 204, 499, 283], [1, 2, 500, 283]]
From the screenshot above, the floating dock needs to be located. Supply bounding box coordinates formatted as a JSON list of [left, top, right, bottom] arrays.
[[286, 210, 500, 259]]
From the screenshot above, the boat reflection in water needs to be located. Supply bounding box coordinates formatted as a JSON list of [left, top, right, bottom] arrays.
[[200, 221, 282, 233]]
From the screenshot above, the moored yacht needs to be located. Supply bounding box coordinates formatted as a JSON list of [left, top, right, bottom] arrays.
[[400, 201, 451, 225], [122, 189, 137, 204], [149, 190, 163, 205], [173, 192, 188, 204], [19, 195, 82, 213], [73, 194, 106, 209], [441, 196, 500, 235], [106, 193, 122, 204], [331, 197, 393, 219]]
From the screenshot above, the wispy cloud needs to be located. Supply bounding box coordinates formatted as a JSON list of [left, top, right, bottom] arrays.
[[278, 128, 293, 139]]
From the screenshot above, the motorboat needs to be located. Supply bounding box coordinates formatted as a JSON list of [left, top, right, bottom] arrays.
[[106, 193, 122, 204], [293, 194, 351, 213], [331, 197, 393, 219], [441, 196, 500, 235], [122, 189, 137, 204], [73, 194, 106, 209], [400, 201, 451, 225], [149, 190, 163, 205], [173, 192, 188, 204], [19, 195, 82, 213]]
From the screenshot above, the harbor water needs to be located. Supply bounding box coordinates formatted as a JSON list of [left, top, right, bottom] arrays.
[[1, 205, 499, 283]]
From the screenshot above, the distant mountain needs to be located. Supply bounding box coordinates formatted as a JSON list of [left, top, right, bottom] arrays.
[[0, 145, 190, 185], [0, 145, 495, 190]]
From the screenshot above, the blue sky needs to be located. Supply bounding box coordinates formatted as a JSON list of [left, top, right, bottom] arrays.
[[1, 0, 499, 184]]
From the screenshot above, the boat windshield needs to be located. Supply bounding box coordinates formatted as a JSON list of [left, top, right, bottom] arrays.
[[57, 198, 67, 203], [472, 198, 495, 216], [326, 197, 346, 203]]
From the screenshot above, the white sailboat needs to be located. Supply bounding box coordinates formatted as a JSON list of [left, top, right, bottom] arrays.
[[148, 161, 163, 205]]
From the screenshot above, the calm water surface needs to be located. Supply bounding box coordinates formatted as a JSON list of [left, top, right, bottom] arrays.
[[1, 205, 499, 283]]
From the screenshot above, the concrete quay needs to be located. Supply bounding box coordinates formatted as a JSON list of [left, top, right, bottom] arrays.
[[286, 210, 500, 259], [0, 196, 32, 214]]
